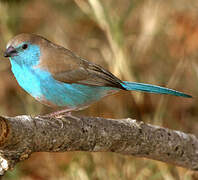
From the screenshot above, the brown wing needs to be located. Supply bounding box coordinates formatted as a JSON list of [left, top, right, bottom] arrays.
[[37, 41, 125, 90]]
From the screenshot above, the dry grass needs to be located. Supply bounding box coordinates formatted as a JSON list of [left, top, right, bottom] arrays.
[[0, 0, 198, 179]]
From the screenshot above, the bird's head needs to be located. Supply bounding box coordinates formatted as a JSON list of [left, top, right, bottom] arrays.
[[4, 33, 43, 66]]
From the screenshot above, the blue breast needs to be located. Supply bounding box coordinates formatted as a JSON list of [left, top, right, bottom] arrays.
[[10, 61, 117, 108]]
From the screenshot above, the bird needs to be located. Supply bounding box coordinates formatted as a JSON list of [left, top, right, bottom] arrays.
[[4, 33, 191, 116]]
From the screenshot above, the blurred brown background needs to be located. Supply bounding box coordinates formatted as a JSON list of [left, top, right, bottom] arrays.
[[0, 0, 198, 179]]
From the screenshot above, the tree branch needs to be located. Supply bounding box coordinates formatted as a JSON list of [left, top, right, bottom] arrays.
[[0, 115, 197, 175]]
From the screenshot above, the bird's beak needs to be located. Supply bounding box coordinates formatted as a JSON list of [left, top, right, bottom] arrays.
[[4, 46, 17, 58]]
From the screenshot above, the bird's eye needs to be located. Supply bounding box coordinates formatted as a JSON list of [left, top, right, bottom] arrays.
[[22, 44, 28, 50]]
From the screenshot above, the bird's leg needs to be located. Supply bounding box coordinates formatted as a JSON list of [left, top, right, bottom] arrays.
[[33, 116, 62, 128], [42, 108, 74, 118], [37, 108, 82, 128], [40, 106, 88, 119]]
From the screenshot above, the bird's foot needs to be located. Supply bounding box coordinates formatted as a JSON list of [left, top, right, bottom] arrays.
[[37, 109, 80, 128], [40, 105, 88, 119], [40, 108, 76, 118], [33, 115, 61, 128]]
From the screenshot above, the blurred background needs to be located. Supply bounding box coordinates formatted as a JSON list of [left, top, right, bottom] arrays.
[[0, 0, 198, 179]]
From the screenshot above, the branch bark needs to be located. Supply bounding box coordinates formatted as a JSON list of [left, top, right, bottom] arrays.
[[0, 115, 197, 175]]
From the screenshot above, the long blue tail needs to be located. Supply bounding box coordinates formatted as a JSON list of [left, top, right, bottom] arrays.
[[122, 81, 192, 98]]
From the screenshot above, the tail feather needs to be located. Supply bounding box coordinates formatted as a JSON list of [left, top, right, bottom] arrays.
[[122, 81, 192, 98]]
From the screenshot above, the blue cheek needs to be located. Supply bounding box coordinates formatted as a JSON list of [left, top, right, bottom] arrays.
[[11, 44, 40, 66]]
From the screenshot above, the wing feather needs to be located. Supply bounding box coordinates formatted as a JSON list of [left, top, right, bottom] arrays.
[[37, 41, 125, 89]]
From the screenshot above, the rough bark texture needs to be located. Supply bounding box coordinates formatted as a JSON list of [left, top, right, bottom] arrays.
[[0, 115, 197, 175]]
